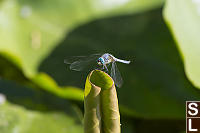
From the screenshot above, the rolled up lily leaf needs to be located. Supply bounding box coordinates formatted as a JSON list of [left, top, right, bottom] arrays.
[[84, 70, 120, 133]]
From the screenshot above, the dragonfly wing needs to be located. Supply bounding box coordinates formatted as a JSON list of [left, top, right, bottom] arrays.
[[70, 59, 94, 71], [64, 54, 101, 71], [69, 61, 86, 71], [64, 56, 87, 64], [111, 62, 123, 88]]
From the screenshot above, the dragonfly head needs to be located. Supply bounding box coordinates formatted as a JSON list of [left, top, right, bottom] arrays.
[[97, 57, 104, 65]]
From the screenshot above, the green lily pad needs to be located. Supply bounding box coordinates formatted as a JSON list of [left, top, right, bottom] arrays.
[[40, 9, 200, 119], [0, 102, 83, 133], [164, 0, 200, 89], [0, 54, 84, 101], [0, 79, 83, 133]]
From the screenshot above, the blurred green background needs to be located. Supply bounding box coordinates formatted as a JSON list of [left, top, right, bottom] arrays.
[[1, 0, 200, 132]]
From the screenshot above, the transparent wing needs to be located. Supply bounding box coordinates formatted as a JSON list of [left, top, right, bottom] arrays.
[[64, 54, 101, 71], [64, 56, 86, 64], [111, 62, 123, 88]]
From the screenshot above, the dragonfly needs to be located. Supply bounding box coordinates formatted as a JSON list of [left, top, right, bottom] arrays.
[[64, 53, 130, 88]]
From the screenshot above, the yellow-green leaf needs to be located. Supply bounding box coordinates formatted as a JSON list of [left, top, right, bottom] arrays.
[[84, 70, 120, 133], [164, 0, 200, 88]]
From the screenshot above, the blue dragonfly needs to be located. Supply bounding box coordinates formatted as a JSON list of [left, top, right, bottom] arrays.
[[64, 53, 130, 88]]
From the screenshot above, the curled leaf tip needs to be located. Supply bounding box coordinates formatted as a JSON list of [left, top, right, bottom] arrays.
[[89, 70, 114, 90]]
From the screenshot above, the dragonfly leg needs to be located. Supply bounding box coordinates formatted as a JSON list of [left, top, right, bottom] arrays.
[[100, 66, 104, 70], [104, 65, 109, 72]]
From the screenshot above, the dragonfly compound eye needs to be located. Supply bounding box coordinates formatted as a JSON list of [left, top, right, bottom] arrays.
[[97, 58, 102, 65], [97, 58, 104, 65], [100, 58, 105, 64]]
